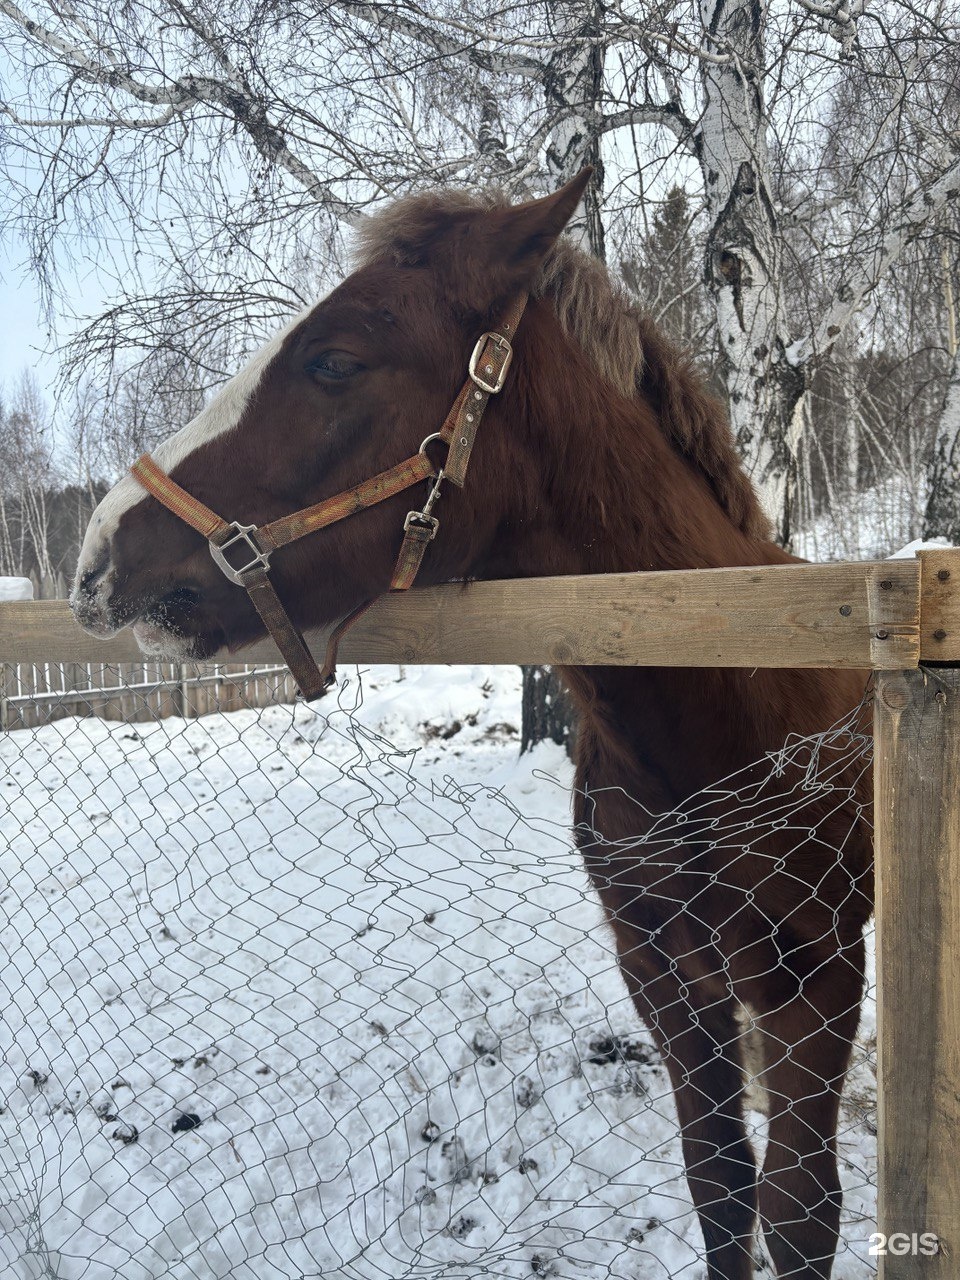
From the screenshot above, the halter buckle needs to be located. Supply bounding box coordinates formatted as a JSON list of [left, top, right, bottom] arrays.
[[468, 333, 513, 394], [403, 511, 439, 539], [209, 521, 271, 584]]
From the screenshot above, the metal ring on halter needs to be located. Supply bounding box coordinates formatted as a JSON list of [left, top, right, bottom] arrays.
[[418, 432, 450, 476]]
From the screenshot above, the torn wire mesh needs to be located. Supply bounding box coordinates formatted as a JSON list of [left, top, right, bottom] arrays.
[[0, 664, 876, 1279]]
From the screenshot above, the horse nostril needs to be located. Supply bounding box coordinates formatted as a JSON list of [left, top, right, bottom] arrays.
[[79, 553, 109, 594]]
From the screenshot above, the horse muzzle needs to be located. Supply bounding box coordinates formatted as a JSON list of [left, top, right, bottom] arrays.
[[71, 553, 125, 636]]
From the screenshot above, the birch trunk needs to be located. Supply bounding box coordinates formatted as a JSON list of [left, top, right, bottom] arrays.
[[923, 343, 960, 544], [0, 493, 15, 576], [543, 0, 605, 258], [23, 483, 54, 580], [698, 0, 803, 543]]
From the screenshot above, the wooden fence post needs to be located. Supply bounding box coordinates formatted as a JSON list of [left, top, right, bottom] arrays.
[[875, 667, 960, 1277]]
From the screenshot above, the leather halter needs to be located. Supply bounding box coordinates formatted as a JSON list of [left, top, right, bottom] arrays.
[[129, 293, 528, 699]]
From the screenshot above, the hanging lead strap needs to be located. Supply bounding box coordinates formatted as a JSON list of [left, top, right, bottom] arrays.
[[384, 292, 528, 596]]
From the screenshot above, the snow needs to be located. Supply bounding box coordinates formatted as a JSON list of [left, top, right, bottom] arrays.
[[886, 537, 954, 559], [0, 665, 878, 1279], [0, 577, 34, 602]]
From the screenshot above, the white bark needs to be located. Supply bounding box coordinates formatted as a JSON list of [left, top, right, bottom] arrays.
[[542, 0, 606, 258], [787, 158, 960, 369], [697, 0, 799, 537], [924, 342, 960, 544]]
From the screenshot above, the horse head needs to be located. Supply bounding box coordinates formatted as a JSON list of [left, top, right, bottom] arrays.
[[72, 172, 592, 659]]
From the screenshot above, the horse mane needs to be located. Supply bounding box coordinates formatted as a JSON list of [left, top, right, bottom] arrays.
[[357, 189, 770, 540]]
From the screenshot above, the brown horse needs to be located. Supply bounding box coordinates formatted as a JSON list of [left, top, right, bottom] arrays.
[[71, 172, 872, 1279]]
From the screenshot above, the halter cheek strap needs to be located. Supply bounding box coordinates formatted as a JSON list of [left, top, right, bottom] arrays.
[[129, 293, 528, 699]]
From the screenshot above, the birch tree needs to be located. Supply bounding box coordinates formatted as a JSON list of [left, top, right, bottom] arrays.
[[1, 0, 959, 561], [0, 372, 58, 580], [925, 348, 960, 544], [3, 0, 957, 545]]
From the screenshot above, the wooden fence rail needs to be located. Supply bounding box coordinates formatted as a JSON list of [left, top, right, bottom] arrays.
[[2, 547, 959, 1280], [2, 552, 957, 669]]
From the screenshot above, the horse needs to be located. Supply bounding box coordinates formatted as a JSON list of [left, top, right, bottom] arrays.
[[71, 170, 872, 1279]]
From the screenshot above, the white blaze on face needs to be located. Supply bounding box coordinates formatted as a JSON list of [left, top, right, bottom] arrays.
[[74, 307, 311, 606]]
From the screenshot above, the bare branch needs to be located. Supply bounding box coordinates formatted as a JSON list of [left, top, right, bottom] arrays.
[[327, 0, 543, 78], [598, 103, 697, 150], [788, 156, 960, 367], [0, 0, 365, 223], [0, 103, 182, 129]]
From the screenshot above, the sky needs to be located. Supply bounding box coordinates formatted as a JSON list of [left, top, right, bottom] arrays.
[[0, 258, 58, 397], [0, 218, 125, 446]]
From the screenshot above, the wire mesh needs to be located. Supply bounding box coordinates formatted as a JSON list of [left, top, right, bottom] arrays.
[[0, 663, 877, 1279]]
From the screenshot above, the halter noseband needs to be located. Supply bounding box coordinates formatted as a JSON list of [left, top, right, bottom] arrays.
[[129, 293, 528, 699]]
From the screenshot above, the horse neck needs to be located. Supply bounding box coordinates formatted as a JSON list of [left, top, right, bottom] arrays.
[[498, 303, 804, 798], [498, 301, 779, 579]]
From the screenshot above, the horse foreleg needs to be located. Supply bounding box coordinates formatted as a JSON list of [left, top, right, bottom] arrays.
[[753, 936, 865, 1279], [622, 956, 759, 1280]]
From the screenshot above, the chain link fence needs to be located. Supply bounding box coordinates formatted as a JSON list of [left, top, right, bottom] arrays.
[[0, 663, 877, 1279]]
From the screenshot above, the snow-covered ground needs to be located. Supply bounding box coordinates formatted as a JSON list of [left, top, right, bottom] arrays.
[[0, 666, 877, 1279]]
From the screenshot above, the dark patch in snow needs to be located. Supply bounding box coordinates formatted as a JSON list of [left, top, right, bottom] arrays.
[[445, 1214, 476, 1239], [420, 1121, 441, 1144], [441, 1136, 472, 1182], [171, 1112, 202, 1133], [530, 1254, 558, 1276], [627, 1217, 662, 1246], [586, 1034, 656, 1067], [515, 1075, 541, 1109], [471, 1026, 499, 1057], [112, 1123, 139, 1145]]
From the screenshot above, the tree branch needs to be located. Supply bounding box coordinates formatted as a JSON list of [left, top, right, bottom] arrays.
[[0, 0, 365, 223], [0, 103, 182, 129], [598, 102, 697, 150], [326, 0, 543, 78], [787, 155, 960, 367]]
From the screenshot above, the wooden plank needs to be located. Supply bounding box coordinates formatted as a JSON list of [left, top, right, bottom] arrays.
[[918, 549, 960, 661], [875, 668, 960, 1277], [0, 560, 921, 670]]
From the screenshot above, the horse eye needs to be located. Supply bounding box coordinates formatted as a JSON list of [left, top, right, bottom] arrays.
[[307, 350, 365, 382]]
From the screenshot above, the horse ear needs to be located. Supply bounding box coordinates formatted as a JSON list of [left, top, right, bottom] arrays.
[[479, 169, 593, 297]]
